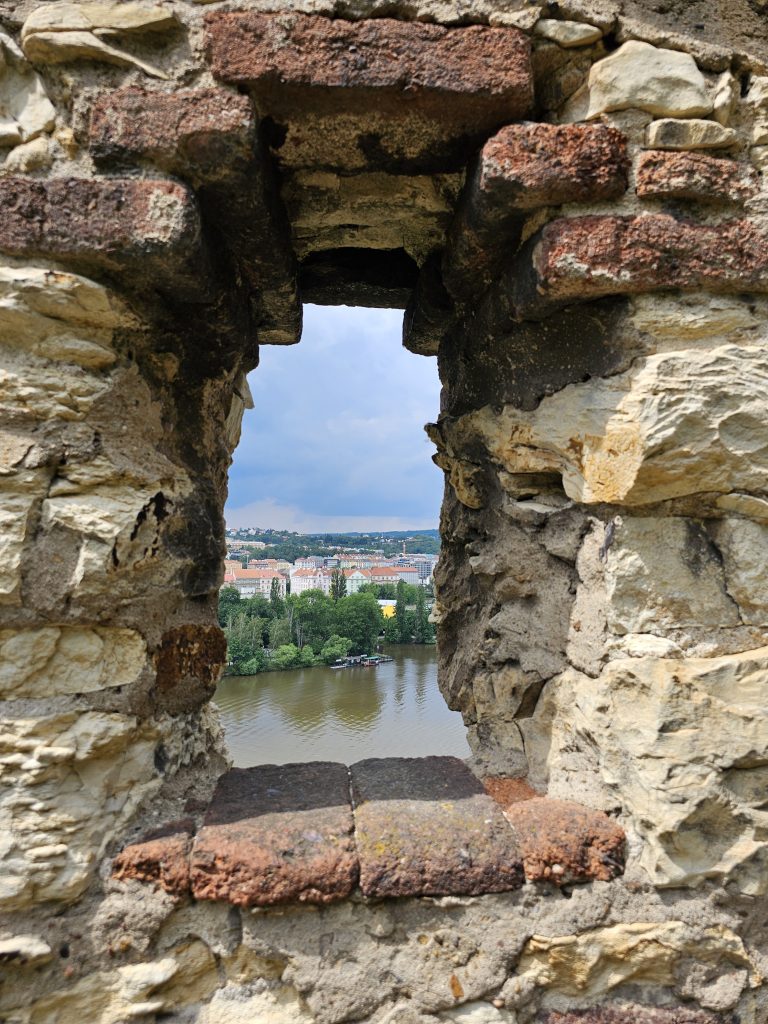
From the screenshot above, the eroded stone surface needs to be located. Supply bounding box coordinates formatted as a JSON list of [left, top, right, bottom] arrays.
[[636, 151, 758, 203], [537, 1005, 725, 1022], [205, 12, 533, 172], [646, 118, 738, 150], [190, 763, 358, 907], [502, 798, 625, 884], [444, 123, 628, 298], [112, 818, 194, 896], [351, 756, 523, 897], [521, 215, 768, 312]]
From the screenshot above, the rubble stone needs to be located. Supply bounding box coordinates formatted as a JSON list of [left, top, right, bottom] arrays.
[[645, 118, 738, 150], [112, 819, 194, 896], [636, 151, 758, 203], [534, 19, 603, 47], [584, 41, 712, 119]]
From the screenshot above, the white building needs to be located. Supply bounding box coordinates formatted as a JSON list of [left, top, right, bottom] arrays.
[[222, 568, 287, 598]]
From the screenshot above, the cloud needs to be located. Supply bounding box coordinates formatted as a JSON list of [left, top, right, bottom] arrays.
[[225, 498, 437, 533], [225, 304, 444, 529]]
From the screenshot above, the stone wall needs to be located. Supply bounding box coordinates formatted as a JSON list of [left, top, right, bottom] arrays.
[[1, 1, 767, 1022]]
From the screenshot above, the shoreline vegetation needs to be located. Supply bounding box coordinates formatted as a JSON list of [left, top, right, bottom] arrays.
[[219, 580, 435, 676]]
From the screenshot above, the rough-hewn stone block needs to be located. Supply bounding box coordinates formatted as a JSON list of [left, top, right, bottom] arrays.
[[444, 123, 629, 299], [190, 763, 358, 907], [90, 88, 255, 180], [112, 818, 194, 897], [537, 1006, 724, 1023], [519, 214, 768, 311], [502, 798, 625, 884], [350, 756, 523, 898], [205, 13, 532, 172], [0, 178, 201, 278], [636, 151, 758, 204]]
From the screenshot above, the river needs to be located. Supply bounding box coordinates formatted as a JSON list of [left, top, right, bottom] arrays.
[[213, 644, 470, 767]]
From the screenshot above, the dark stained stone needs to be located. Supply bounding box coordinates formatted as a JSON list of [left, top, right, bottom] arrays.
[[350, 756, 524, 898], [190, 763, 358, 907], [153, 624, 227, 713], [502, 798, 626, 885], [204, 12, 532, 173], [112, 818, 194, 897], [537, 1006, 725, 1024]]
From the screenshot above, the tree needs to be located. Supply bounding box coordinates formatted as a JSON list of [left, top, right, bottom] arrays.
[[334, 592, 384, 654], [330, 568, 347, 601], [299, 644, 318, 667], [269, 643, 301, 669], [320, 634, 353, 664], [383, 615, 400, 644], [226, 611, 264, 669], [395, 580, 410, 643], [218, 586, 241, 627], [269, 616, 292, 648], [270, 576, 284, 615], [288, 590, 334, 651], [413, 586, 433, 644]]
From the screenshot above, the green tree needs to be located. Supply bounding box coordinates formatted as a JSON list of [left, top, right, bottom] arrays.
[[299, 644, 318, 667], [320, 634, 353, 664], [288, 590, 335, 651], [269, 643, 301, 669], [413, 586, 433, 644], [383, 615, 400, 644], [239, 649, 268, 674], [395, 580, 410, 643], [226, 611, 264, 668], [334, 592, 384, 654], [330, 568, 347, 601], [269, 616, 292, 648], [218, 586, 241, 627], [270, 576, 284, 615]]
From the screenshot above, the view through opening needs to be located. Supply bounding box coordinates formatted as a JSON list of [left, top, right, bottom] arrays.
[[216, 305, 469, 767]]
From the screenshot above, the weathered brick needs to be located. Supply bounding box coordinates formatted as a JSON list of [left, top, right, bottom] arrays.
[[501, 798, 625, 884], [350, 756, 523, 898], [112, 819, 194, 897], [89, 93, 301, 343], [0, 177, 201, 276], [518, 214, 768, 312], [205, 13, 531, 116], [90, 87, 255, 181], [636, 150, 758, 204], [190, 763, 358, 907], [537, 1007, 724, 1024], [205, 13, 532, 172], [444, 123, 628, 300]]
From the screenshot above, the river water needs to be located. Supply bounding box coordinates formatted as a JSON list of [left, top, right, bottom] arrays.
[[213, 645, 470, 767]]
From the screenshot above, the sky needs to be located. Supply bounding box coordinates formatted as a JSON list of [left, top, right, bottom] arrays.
[[224, 305, 444, 532]]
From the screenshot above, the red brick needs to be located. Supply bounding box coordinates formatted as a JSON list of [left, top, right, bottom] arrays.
[[90, 88, 255, 181], [501, 798, 625, 884], [521, 214, 768, 310], [112, 819, 194, 897], [0, 177, 201, 273], [350, 756, 524, 898], [190, 764, 358, 907], [444, 123, 628, 300], [636, 151, 758, 204], [204, 13, 532, 171]]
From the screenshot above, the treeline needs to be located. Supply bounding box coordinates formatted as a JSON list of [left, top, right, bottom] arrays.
[[219, 580, 435, 676], [227, 530, 440, 560]]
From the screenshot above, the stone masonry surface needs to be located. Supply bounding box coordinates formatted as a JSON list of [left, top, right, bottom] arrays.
[[3, 2, 768, 1022]]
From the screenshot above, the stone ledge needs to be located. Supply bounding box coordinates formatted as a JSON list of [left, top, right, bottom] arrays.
[[112, 759, 626, 905]]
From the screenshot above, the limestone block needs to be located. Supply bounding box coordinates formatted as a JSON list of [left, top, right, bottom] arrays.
[[21, 3, 178, 79], [517, 922, 758, 998], [584, 41, 712, 120], [604, 517, 740, 636], [0, 626, 147, 698], [0, 935, 52, 966], [747, 75, 768, 111], [444, 344, 768, 505], [645, 118, 738, 150], [534, 19, 602, 47], [636, 151, 758, 204], [630, 293, 757, 341], [529, 649, 768, 889], [0, 468, 47, 605], [1, 135, 52, 174], [0, 706, 221, 908], [0, 33, 55, 147], [713, 71, 738, 126], [710, 519, 768, 625]]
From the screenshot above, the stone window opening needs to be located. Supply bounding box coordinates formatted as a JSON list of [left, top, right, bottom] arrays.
[[3, 4, 768, 1021]]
